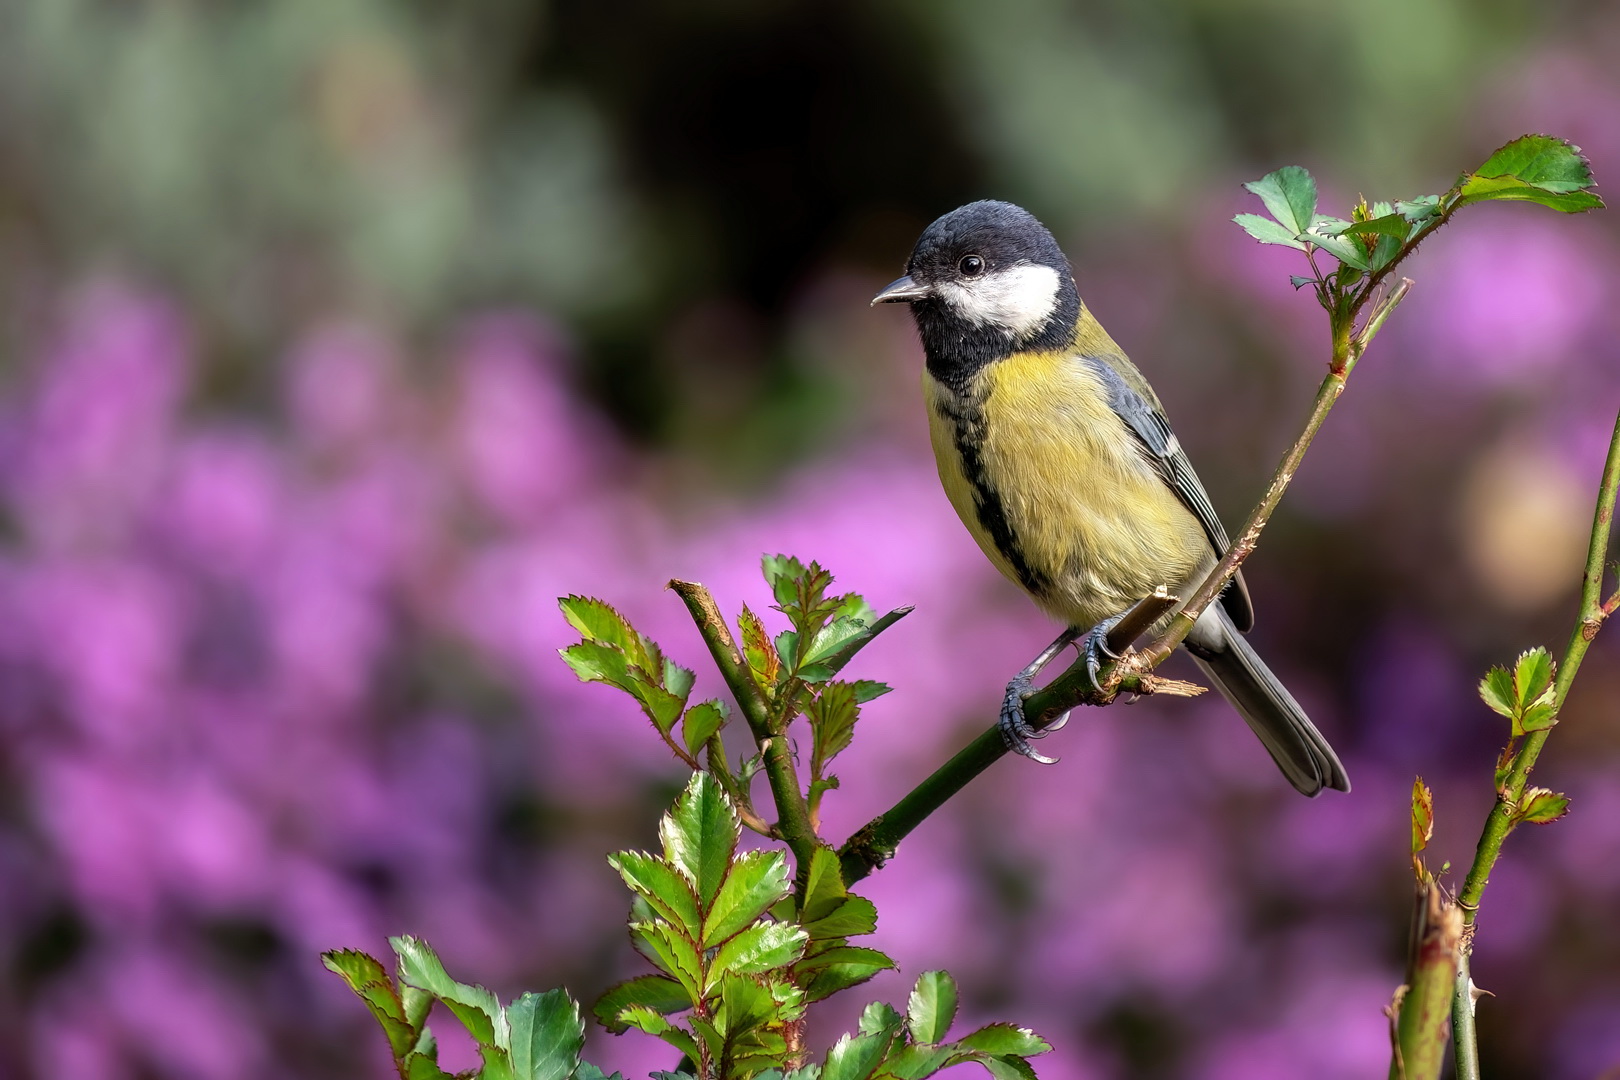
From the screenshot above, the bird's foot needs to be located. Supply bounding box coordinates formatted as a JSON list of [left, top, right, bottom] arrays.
[[999, 674, 1069, 765], [1083, 613, 1127, 688]]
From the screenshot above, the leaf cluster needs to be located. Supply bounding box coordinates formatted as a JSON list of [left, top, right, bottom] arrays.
[[323, 939, 612, 1080], [1477, 647, 1571, 825], [1235, 135, 1603, 346]]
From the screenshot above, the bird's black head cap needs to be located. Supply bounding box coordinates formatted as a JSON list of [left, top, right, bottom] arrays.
[[874, 200, 1080, 388]]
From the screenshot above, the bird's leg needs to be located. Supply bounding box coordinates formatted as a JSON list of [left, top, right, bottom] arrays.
[[999, 613, 1128, 764], [999, 626, 1082, 764]]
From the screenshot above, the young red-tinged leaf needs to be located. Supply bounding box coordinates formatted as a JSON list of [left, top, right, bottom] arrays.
[[738, 605, 782, 691], [1479, 666, 1516, 719], [592, 975, 692, 1032], [1243, 166, 1318, 236], [506, 990, 584, 1080], [703, 849, 793, 947], [608, 851, 702, 936], [390, 936, 506, 1049], [631, 922, 705, 1002], [321, 949, 418, 1059], [800, 844, 848, 923], [1519, 700, 1559, 733], [906, 971, 959, 1045], [951, 1024, 1052, 1058], [1513, 648, 1555, 711], [659, 772, 738, 906], [1233, 213, 1307, 250], [1519, 788, 1571, 825], [1411, 778, 1434, 858], [804, 896, 878, 940], [680, 700, 728, 760], [706, 923, 808, 991]]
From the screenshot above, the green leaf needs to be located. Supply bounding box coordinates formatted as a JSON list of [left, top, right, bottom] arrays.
[[664, 659, 696, 702], [618, 1006, 700, 1060], [609, 851, 702, 937], [1243, 165, 1318, 236], [321, 949, 418, 1060], [906, 971, 958, 1045], [821, 1030, 894, 1080], [802, 960, 892, 1004], [631, 922, 705, 1002], [704, 850, 793, 947], [716, 973, 800, 1038], [1479, 666, 1516, 719], [1518, 787, 1571, 825], [804, 897, 878, 940], [559, 596, 640, 655], [1513, 648, 1555, 708], [404, 1053, 457, 1080], [592, 975, 692, 1033], [560, 642, 686, 737], [707, 923, 808, 991], [1288, 275, 1316, 290], [507, 990, 584, 1080], [1342, 213, 1411, 240], [800, 845, 848, 923], [390, 936, 506, 1049], [1520, 701, 1558, 733], [761, 555, 810, 609], [858, 1001, 904, 1038], [795, 946, 896, 976], [1456, 135, 1604, 213], [575, 1065, 627, 1080], [808, 683, 861, 780], [1396, 195, 1442, 222], [402, 986, 433, 1034], [1233, 213, 1308, 250], [958, 1054, 1039, 1080], [681, 700, 729, 760], [879, 1044, 956, 1080], [660, 772, 738, 906], [739, 605, 782, 691], [1303, 231, 1370, 271], [1410, 777, 1434, 859], [952, 1024, 1051, 1057]]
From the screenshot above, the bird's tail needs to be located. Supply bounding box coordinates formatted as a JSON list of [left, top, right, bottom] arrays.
[[1184, 605, 1350, 796]]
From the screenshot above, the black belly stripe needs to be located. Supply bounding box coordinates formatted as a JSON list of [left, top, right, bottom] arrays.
[[936, 387, 1052, 597]]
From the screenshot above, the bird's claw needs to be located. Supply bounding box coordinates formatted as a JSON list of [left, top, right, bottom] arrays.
[[999, 674, 1066, 765], [1083, 613, 1126, 687]]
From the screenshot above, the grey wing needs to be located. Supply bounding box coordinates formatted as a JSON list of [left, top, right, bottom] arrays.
[[1083, 354, 1256, 632]]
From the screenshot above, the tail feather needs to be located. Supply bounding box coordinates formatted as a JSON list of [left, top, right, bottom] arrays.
[[1185, 606, 1350, 797]]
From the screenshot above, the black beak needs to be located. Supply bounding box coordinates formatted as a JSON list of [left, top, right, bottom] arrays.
[[870, 275, 934, 306]]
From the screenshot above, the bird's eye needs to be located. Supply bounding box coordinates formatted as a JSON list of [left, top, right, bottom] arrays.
[[958, 254, 985, 277]]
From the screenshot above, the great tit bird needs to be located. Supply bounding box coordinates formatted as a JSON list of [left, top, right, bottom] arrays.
[[873, 200, 1349, 796]]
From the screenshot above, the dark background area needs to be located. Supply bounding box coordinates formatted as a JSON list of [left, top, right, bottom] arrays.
[[1, 1, 1619, 1077]]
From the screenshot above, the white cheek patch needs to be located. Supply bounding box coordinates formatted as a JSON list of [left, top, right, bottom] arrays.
[[938, 263, 1061, 341]]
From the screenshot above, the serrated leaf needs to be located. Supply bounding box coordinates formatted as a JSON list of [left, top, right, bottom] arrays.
[[739, 605, 782, 691], [1288, 275, 1315, 289], [559, 640, 633, 689], [321, 950, 418, 1059], [1396, 195, 1442, 221], [802, 961, 891, 1003], [879, 1044, 956, 1080], [961, 1054, 1039, 1080], [704, 850, 793, 947], [404, 1053, 457, 1080], [809, 682, 861, 780], [1304, 231, 1371, 270], [1519, 788, 1571, 824], [906, 971, 958, 1045], [1244, 165, 1318, 236], [660, 772, 737, 906], [592, 975, 692, 1033], [858, 1001, 904, 1038], [795, 946, 896, 975], [1459, 135, 1603, 211], [575, 1065, 627, 1080], [707, 923, 808, 991], [620, 1006, 700, 1060], [716, 973, 795, 1037], [631, 922, 705, 1002], [952, 1024, 1051, 1058], [762, 554, 810, 608], [1479, 666, 1516, 719], [559, 596, 640, 654], [390, 936, 506, 1049], [1233, 213, 1307, 250], [610, 851, 702, 936], [1341, 213, 1411, 240], [664, 659, 696, 702], [507, 990, 584, 1080], [805, 896, 878, 940], [1411, 777, 1434, 864], [681, 700, 728, 760], [1513, 648, 1555, 710], [801, 845, 847, 923], [821, 1030, 895, 1080], [1520, 701, 1558, 732]]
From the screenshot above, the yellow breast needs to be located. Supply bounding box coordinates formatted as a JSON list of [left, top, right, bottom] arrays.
[[925, 350, 1210, 628]]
